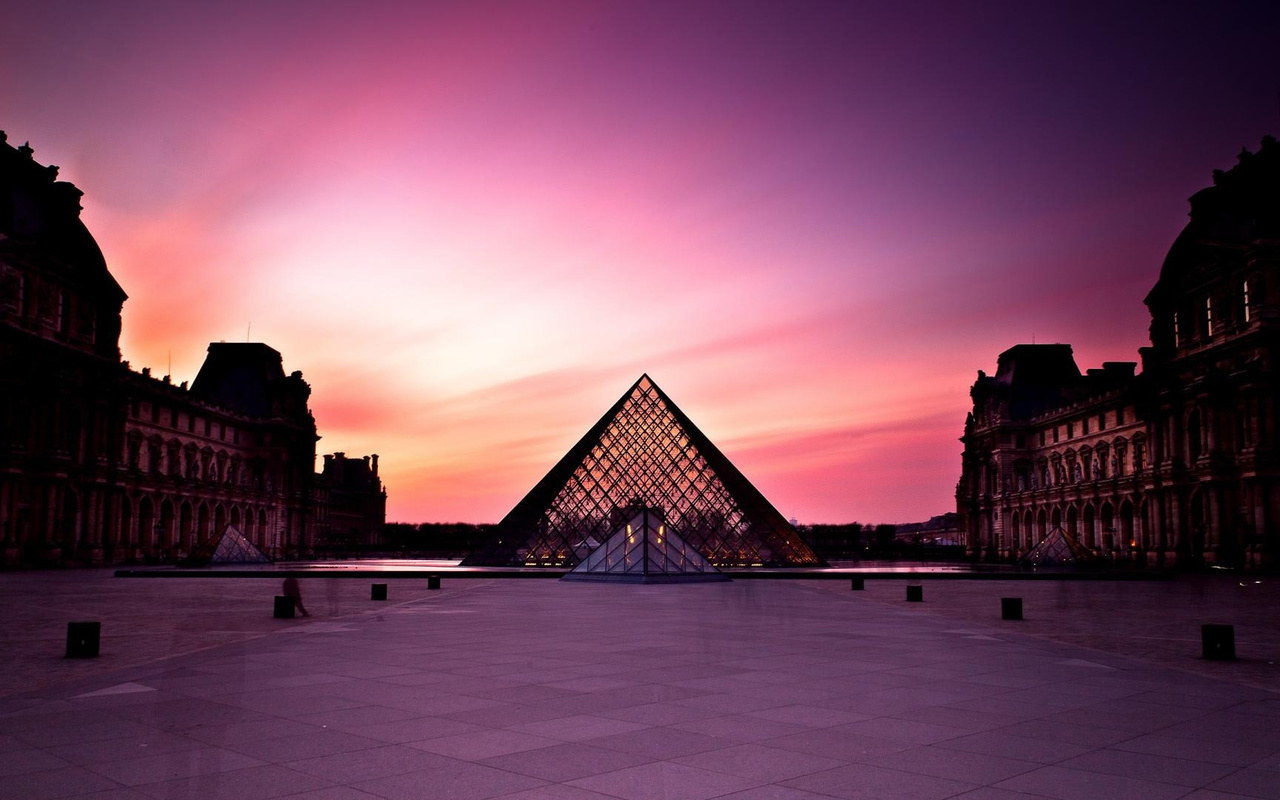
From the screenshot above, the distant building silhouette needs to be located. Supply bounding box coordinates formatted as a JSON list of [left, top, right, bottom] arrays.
[[315, 452, 387, 547], [959, 136, 1279, 571], [894, 513, 961, 546], [0, 132, 385, 564]]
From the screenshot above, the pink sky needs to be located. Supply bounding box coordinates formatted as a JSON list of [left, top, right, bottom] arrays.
[[3, 2, 1277, 523]]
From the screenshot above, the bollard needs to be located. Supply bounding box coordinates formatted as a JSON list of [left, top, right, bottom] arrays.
[[427, 575, 441, 590], [1201, 624, 1235, 660], [850, 577, 864, 591], [906, 585, 923, 602], [371, 583, 388, 601], [1001, 597, 1023, 620], [66, 621, 100, 658], [273, 595, 295, 619]]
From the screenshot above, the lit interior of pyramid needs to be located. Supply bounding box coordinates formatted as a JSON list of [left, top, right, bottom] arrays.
[[569, 508, 721, 576]]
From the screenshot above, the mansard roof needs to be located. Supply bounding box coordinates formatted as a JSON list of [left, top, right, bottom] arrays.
[[0, 132, 125, 302], [1147, 134, 1279, 306], [190, 342, 314, 425]]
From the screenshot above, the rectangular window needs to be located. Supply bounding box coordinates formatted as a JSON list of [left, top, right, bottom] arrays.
[[1098, 413, 1107, 431], [1206, 296, 1213, 337], [1174, 312, 1180, 347], [1053, 428, 1059, 444], [1117, 407, 1125, 425], [1067, 422, 1074, 440], [1244, 280, 1251, 323], [1082, 417, 1089, 435]]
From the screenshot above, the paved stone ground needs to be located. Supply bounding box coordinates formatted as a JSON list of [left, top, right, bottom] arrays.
[[813, 574, 1280, 690], [0, 573, 447, 698], [0, 572, 1277, 799]]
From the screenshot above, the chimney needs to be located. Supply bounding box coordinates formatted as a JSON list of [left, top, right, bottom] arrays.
[[371, 454, 379, 478], [323, 454, 334, 471]]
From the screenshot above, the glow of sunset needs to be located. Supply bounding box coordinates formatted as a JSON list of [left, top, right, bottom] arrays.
[[4, 2, 1275, 523]]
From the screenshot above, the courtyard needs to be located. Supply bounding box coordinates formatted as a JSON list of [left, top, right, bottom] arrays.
[[0, 572, 1277, 799]]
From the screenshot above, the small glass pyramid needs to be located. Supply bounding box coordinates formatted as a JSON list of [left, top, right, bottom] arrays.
[[1021, 526, 1094, 569], [563, 507, 728, 583], [182, 525, 272, 566]]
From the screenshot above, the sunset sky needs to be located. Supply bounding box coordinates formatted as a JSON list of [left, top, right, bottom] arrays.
[[3, 1, 1277, 524]]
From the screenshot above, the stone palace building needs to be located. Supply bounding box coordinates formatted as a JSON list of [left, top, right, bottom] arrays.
[[0, 133, 385, 565], [958, 136, 1279, 570]]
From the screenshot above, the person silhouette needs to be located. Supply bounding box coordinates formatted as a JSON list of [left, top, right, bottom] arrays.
[[282, 576, 310, 617]]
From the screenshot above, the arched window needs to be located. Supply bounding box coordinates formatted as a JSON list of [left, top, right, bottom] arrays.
[[126, 433, 142, 470], [1173, 312, 1180, 347], [148, 438, 162, 475], [1205, 297, 1213, 337], [1243, 280, 1251, 323]]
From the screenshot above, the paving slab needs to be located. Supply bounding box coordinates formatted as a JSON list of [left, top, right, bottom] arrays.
[[0, 572, 1277, 799]]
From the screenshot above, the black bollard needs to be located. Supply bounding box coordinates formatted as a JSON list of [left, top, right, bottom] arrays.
[[66, 621, 100, 658], [1201, 624, 1235, 660], [273, 595, 295, 619], [850, 577, 864, 591], [906, 585, 923, 602], [1001, 597, 1023, 620], [427, 575, 441, 590], [371, 583, 388, 601]]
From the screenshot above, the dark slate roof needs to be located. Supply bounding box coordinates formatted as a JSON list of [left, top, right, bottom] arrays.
[[1147, 134, 1279, 305], [189, 343, 287, 417], [0, 131, 125, 302]]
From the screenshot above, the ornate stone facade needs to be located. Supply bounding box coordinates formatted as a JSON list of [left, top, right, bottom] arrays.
[[959, 137, 1279, 570], [0, 133, 385, 564]]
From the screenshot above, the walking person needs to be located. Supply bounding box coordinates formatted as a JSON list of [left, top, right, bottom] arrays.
[[282, 576, 310, 617]]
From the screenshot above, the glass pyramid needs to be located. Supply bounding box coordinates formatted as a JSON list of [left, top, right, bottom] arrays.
[[463, 375, 824, 569], [563, 507, 728, 583], [182, 525, 272, 566], [1020, 526, 1094, 569]]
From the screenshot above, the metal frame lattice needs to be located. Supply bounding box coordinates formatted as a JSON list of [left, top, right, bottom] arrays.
[[462, 375, 824, 568]]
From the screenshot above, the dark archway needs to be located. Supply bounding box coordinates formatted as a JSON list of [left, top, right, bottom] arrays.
[[1187, 409, 1203, 462], [179, 501, 194, 550], [159, 499, 175, 549], [137, 496, 154, 549]]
